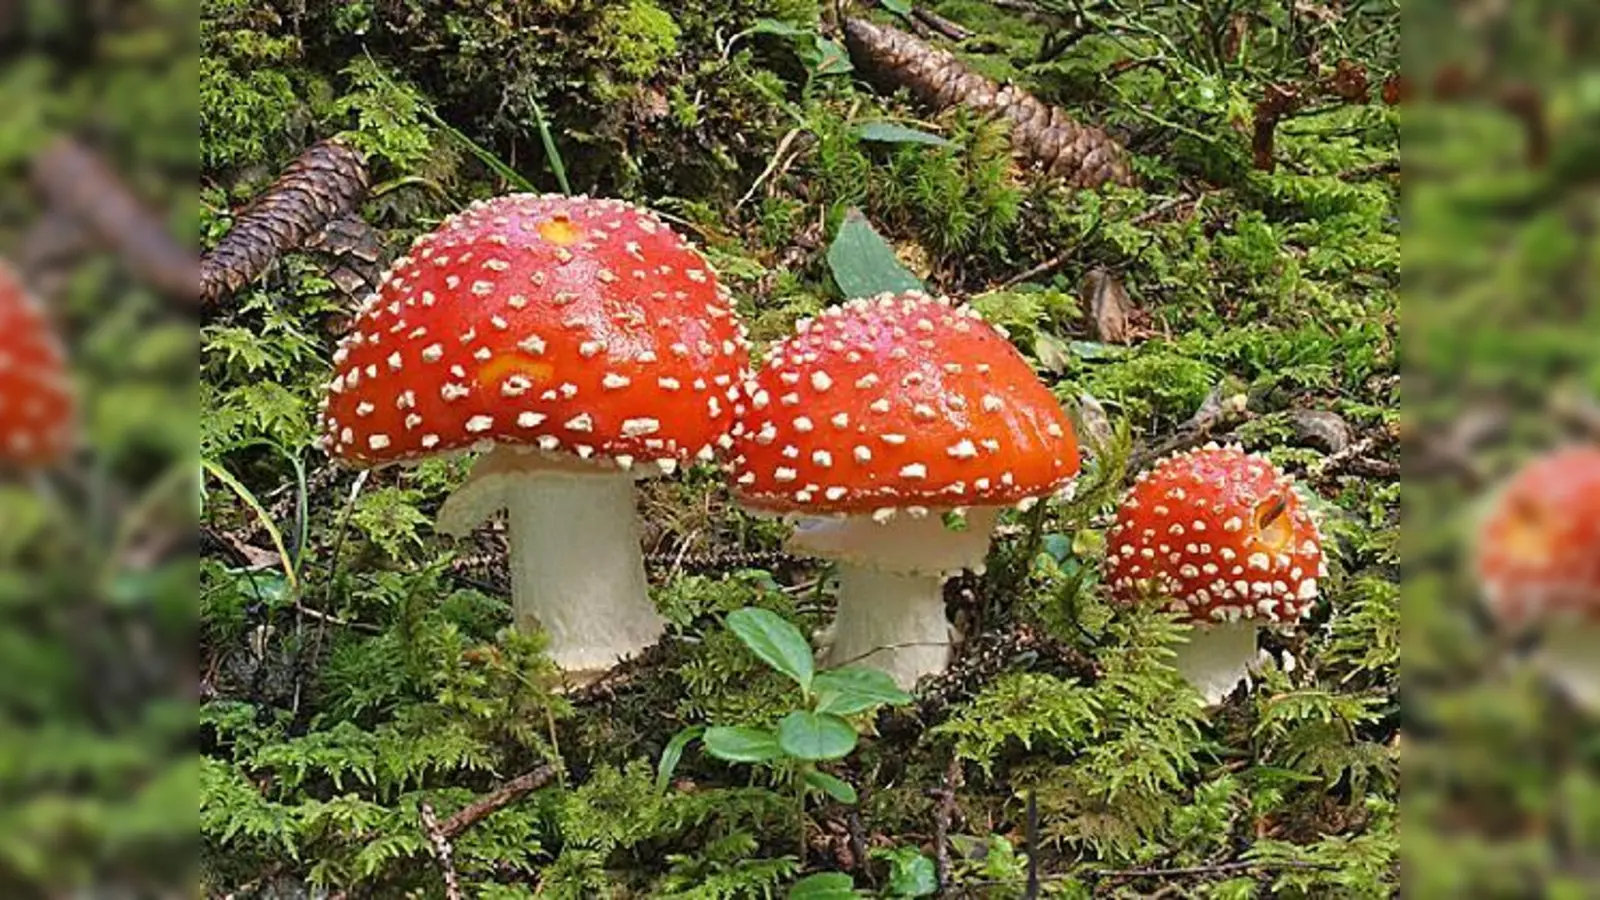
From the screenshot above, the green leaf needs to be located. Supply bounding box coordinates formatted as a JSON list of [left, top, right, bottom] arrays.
[[854, 121, 950, 147], [826, 208, 925, 299], [704, 726, 784, 763], [808, 38, 854, 76], [750, 17, 808, 38], [726, 607, 815, 690], [1032, 332, 1072, 373], [789, 872, 860, 899], [879, 0, 914, 16], [777, 711, 858, 761], [804, 769, 859, 804], [882, 848, 939, 897], [656, 725, 705, 791], [813, 667, 913, 715]]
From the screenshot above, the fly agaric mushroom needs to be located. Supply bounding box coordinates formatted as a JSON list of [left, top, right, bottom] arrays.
[[0, 261, 73, 469], [317, 194, 750, 677], [1105, 444, 1326, 704], [730, 291, 1080, 689], [1475, 446, 1600, 711]]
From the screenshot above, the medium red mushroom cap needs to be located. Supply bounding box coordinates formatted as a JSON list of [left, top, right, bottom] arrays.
[[1476, 446, 1600, 627], [317, 194, 750, 471], [1105, 445, 1326, 624], [730, 291, 1079, 516], [0, 261, 73, 468]]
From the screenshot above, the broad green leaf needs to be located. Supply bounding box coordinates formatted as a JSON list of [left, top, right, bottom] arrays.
[[777, 711, 858, 760], [883, 848, 938, 897], [703, 726, 784, 763], [855, 121, 950, 147], [806, 38, 854, 77], [813, 667, 913, 715], [789, 872, 860, 899], [726, 607, 815, 690], [826, 208, 924, 298], [1032, 331, 1072, 373], [879, 0, 914, 15], [656, 725, 705, 791], [804, 769, 859, 804]]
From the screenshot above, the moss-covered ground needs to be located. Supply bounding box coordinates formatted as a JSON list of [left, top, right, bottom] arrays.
[[197, 0, 1400, 896]]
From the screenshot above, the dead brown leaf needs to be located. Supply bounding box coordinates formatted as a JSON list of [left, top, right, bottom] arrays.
[[1080, 267, 1133, 344]]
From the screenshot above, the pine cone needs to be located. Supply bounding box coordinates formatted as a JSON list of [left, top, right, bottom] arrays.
[[843, 17, 1136, 190], [201, 138, 370, 306]]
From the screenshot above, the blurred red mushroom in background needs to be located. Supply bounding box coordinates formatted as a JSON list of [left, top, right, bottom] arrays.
[[0, 260, 74, 471], [1476, 446, 1600, 711], [1106, 445, 1327, 704], [318, 194, 750, 680], [731, 291, 1080, 689]]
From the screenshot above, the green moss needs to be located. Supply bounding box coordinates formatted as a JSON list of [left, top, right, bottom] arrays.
[[601, 0, 682, 80]]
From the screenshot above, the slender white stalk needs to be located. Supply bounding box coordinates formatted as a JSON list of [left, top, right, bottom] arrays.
[[1173, 619, 1259, 705], [1536, 622, 1600, 713], [824, 563, 952, 690], [436, 448, 666, 676]]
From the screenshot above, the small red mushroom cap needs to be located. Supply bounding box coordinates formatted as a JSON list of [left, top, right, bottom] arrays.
[[317, 194, 750, 471], [1476, 446, 1600, 628], [1105, 444, 1326, 624], [730, 291, 1079, 517], [0, 261, 73, 468]]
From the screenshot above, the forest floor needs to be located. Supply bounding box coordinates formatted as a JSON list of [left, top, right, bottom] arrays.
[[197, 0, 1401, 897]]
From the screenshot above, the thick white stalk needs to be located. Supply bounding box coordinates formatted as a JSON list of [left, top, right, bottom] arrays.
[[824, 563, 951, 690], [1173, 619, 1259, 705], [437, 450, 666, 676], [1536, 622, 1600, 713]]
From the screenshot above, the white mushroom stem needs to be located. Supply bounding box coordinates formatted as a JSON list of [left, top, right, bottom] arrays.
[[436, 447, 667, 676], [792, 508, 1001, 690], [1172, 618, 1259, 706], [826, 565, 951, 690], [1535, 622, 1600, 713]]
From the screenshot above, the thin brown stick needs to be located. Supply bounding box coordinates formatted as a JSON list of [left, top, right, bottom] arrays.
[[30, 136, 200, 302], [929, 757, 962, 890], [437, 765, 559, 841], [419, 802, 463, 900], [1000, 193, 1201, 288]]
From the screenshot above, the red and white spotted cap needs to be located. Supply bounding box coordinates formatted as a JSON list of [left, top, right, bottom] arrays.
[[1476, 446, 1600, 628], [317, 194, 750, 473], [729, 291, 1079, 518], [0, 261, 73, 468], [1105, 444, 1326, 624]]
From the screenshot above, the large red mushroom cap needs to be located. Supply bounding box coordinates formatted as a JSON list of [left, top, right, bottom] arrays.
[[0, 261, 73, 468], [1105, 444, 1326, 624], [1475, 446, 1600, 628], [317, 194, 750, 472], [730, 291, 1079, 518]]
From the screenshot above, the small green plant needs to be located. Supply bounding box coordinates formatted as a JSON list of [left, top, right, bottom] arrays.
[[660, 607, 912, 807]]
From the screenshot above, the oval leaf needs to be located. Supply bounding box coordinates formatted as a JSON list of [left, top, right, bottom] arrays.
[[789, 872, 861, 899], [826, 209, 925, 299], [726, 607, 815, 690], [855, 121, 951, 147], [703, 726, 784, 763], [777, 711, 859, 761], [804, 769, 859, 804], [813, 666, 913, 715]]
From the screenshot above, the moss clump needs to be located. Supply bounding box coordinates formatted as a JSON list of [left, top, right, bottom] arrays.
[[601, 0, 682, 81]]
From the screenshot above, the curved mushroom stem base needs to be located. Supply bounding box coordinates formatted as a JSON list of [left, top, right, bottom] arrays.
[[437, 451, 666, 677], [1174, 619, 1260, 706], [824, 564, 952, 690], [1536, 623, 1600, 713]]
